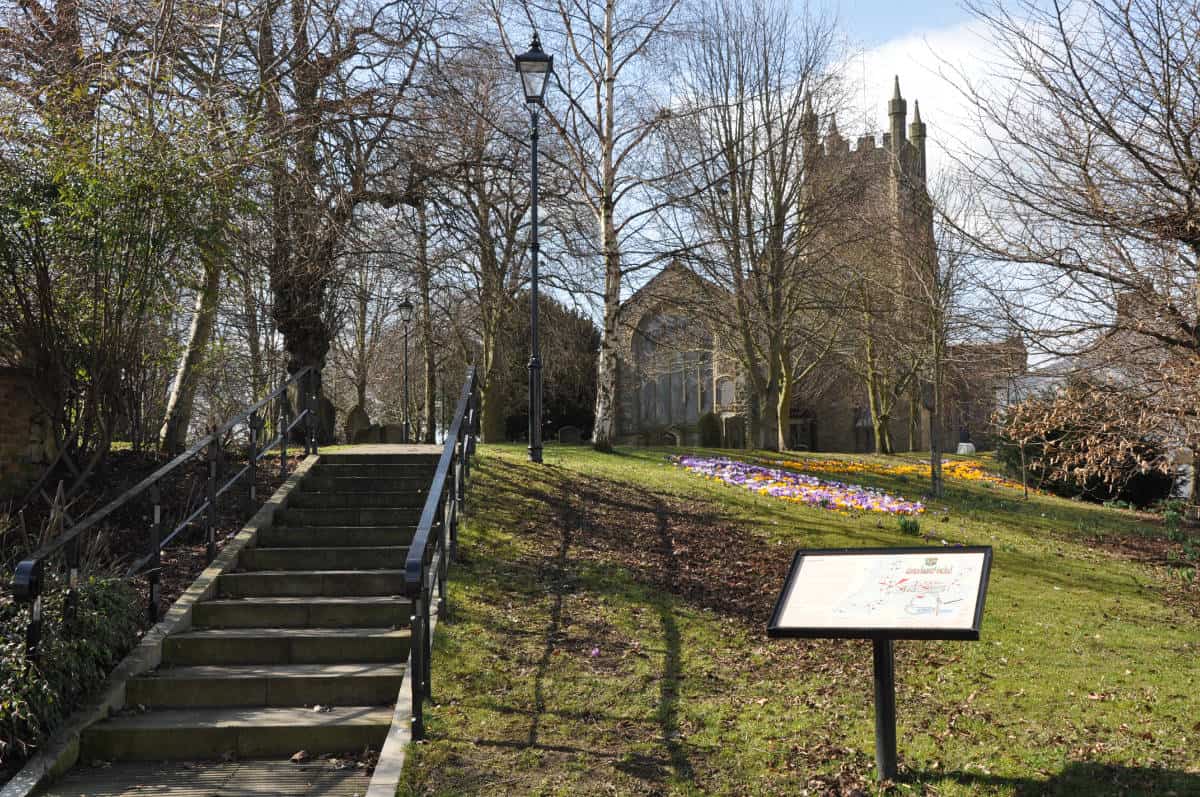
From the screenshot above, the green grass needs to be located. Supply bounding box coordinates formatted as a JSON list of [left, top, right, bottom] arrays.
[[399, 444, 1200, 796]]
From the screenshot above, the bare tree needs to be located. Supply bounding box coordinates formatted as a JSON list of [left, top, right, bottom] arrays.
[[433, 54, 535, 442], [252, 0, 436, 438], [493, 0, 682, 451], [960, 0, 1200, 496], [658, 0, 850, 451]]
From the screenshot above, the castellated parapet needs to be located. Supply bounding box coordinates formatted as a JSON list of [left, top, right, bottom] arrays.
[[805, 76, 928, 187]]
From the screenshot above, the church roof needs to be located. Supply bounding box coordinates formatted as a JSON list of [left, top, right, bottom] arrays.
[[618, 260, 725, 323]]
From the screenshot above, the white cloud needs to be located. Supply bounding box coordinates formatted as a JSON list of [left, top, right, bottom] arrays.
[[848, 17, 1001, 179]]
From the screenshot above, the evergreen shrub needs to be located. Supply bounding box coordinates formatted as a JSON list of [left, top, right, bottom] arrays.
[[0, 576, 140, 778]]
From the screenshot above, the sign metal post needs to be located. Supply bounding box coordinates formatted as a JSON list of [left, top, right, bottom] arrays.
[[768, 546, 993, 782], [872, 638, 897, 780]]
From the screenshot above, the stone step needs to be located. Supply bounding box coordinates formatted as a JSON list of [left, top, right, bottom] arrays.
[[126, 663, 405, 708], [303, 475, 434, 493], [80, 705, 394, 761], [162, 627, 410, 666], [276, 506, 423, 527], [239, 545, 408, 571], [289, 490, 428, 509], [311, 463, 437, 478], [257, 525, 415, 548], [193, 596, 411, 629], [318, 452, 439, 465], [40, 758, 373, 797], [217, 569, 406, 598]]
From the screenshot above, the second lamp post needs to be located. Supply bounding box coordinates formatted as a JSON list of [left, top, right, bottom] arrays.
[[515, 33, 552, 464]]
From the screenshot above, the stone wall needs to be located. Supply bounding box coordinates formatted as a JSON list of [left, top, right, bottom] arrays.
[[0, 368, 55, 498]]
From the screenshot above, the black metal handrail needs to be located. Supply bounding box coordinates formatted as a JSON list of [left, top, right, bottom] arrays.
[[9, 366, 323, 658], [404, 365, 479, 740]]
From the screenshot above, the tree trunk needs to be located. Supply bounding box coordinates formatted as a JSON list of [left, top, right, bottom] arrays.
[[480, 380, 506, 443], [776, 357, 795, 451], [1188, 448, 1199, 510], [417, 201, 436, 443], [929, 354, 944, 499], [908, 393, 920, 451], [592, 204, 621, 452], [761, 378, 781, 451], [873, 413, 893, 455], [242, 272, 265, 399], [592, 6, 621, 454], [159, 258, 222, 454], [746, 380, 762, 451]]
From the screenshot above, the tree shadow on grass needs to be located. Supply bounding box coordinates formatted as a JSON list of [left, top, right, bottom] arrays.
[[525, 468, 573, 752], [904, 761, 1200, 796], [649, 497, 695, 784], [481, 457, 702, 790]]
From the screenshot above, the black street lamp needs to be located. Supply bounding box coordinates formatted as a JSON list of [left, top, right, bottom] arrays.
[[399, 298, 414, 444], [515, 32, 552, 464]]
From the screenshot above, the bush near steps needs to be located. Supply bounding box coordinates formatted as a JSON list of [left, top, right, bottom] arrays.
[[0, 577, 141, 784]]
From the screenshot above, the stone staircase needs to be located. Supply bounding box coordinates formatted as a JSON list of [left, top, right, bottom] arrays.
[[42, 448, 439, 795]]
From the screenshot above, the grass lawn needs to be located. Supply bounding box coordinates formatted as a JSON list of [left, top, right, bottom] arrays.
[[398, 444, 1200, 796]]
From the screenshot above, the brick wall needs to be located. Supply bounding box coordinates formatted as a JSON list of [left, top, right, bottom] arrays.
[[0, 368, 54, 498]]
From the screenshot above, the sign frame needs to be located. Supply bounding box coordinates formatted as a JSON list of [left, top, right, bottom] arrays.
[[767, 545, 993, 641]]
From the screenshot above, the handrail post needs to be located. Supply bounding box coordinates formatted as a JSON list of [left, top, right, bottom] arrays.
[[279, 378, 289, 478], [455, 438, 466, 513], [423, 581, 433, 701], [411, 589, 425, 740], [206, 427, 219, 563], [302, 370, 313, 456], [440, 500, 451, 616], [148, 483, 163, 622], [248, 411, 261, 511], [448, 475, 459, 563], [63, 536, 79, 626], [26, 590, 42, 660], [309, 369, 320, 456]]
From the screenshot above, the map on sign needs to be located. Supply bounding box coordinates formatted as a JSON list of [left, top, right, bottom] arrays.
[[767, 547, 992, 640]]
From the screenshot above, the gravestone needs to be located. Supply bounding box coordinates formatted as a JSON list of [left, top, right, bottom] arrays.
[[353, 425, 382, 444], [382, 424, 406, 444], [558, 426, 582, 444], [956, 442, 976, 455], [344, 405, 370, 444]]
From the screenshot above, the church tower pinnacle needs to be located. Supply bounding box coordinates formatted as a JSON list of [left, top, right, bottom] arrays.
[[888, 75, 907, 149], [909, 99, 927, 180]]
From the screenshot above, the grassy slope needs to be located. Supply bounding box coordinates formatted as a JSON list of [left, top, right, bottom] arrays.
[[400, 445, 1200, 796]]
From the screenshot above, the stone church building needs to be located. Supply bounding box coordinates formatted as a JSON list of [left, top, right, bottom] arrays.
[[612, 80, 1025, 452]]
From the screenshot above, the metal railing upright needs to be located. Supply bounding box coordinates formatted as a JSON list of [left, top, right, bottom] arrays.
[[404, 365, 479, 740]]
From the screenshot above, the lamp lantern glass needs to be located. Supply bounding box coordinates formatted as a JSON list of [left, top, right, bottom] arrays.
[[399, 298, 414, 325], [514, 33, 553, 105]]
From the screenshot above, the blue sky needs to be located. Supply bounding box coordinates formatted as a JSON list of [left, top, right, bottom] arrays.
[[841, 0, 973, 46], [839, 0, 997, 175]]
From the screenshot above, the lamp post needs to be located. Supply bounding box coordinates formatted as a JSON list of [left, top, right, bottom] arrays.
[[400, 298, 413, 444], [515, 32, 552, 464]]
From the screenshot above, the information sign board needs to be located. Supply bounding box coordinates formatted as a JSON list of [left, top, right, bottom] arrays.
[[766, 545, 994, 781], [768, 546, 992, 640]]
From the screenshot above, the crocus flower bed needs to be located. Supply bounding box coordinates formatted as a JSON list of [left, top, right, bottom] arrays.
[[674, 455, 924, 515], [765, 456, 1031, 492]]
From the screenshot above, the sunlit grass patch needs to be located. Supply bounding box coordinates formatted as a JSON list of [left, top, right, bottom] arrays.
[[400, 444, 1200, 796]]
